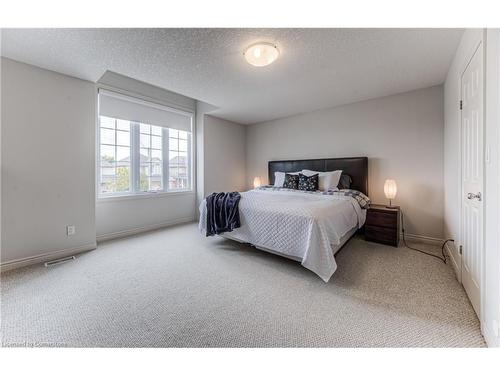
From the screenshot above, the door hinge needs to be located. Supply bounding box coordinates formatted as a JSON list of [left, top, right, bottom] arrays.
[[460, 100, 463, 110], [459, 245, 463, 255]]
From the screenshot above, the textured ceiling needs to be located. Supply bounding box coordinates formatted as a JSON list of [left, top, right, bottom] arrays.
[[1, 28, 463, 124]]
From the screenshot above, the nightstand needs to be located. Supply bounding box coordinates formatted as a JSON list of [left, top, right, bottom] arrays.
[[365, 204, 400, 247]]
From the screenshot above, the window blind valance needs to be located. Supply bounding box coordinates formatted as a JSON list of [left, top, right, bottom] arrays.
[[98, 89, 193, 132]]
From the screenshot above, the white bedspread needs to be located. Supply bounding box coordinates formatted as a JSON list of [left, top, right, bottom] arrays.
[[199, 189, 366, 282]]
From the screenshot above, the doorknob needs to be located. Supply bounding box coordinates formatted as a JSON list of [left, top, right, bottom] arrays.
[[467, 192, 482, 201]]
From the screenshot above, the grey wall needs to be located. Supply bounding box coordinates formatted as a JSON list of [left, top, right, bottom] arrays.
[[203, 115, 246, 196], [246, 85, 445, 239], [195, 101, 217, 210], [1, 58, 96, 263], [96, 193, 196, 240]]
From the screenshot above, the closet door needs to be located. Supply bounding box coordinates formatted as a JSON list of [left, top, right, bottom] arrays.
[[460, 41, 484, 317]]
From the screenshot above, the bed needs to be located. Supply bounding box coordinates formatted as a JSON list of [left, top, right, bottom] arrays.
[[199, 157, 369, 282]]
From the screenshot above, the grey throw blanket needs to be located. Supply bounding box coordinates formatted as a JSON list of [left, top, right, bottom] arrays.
[[205, 192, 241, 236]]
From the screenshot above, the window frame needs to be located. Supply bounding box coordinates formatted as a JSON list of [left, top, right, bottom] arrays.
[[96, 89, 194, 200]]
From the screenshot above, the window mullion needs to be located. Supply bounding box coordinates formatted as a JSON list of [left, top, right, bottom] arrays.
[[163, 128, 170, 192], [114, 118, 118, 189], [131, 123, 140, 193], [187, 132, 192, 190]]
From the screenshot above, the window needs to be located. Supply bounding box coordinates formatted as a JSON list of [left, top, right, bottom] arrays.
[[99, 117, 131, 194], [139, 124, 163, 192], [168, 129, 190, 190], [98, 90, 193, 198]]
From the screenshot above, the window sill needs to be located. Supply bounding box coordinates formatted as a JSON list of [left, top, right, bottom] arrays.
[[97, 190, 195, 203]]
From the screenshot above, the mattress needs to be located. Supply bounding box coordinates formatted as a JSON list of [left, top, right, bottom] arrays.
[[221, 224, 359, 262]]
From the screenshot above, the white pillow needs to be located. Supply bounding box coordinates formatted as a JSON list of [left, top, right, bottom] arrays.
[[274, 171, 300, 187], [301, 169, 342, 191]]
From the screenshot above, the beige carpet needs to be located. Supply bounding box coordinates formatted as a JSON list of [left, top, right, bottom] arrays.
[[0, 222, 485, 347]]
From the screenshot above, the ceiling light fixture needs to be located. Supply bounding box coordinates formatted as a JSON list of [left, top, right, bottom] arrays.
[[244, 42, 279, 67]]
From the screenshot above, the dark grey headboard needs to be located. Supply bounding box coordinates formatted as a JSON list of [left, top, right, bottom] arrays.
[[268, 157, 368, 196]]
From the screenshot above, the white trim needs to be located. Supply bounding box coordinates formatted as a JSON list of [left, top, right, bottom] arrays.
[[96, 216, 195, 242], [99, 88, 195, 118], [96, 92, 195, 199], [445, 240, 462, 283], [481, 30, 487, 326], [0, 38, 3, 263], [1, 242, 97, 273], [482, 320, 500, 347], [400, 232, 444, 246], [459, 36, 486, 321], [97, 83, 195, 115], [94, 86, 100, 204], [96, 190, 195, 203]]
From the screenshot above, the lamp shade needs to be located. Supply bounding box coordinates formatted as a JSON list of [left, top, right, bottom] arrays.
[[384, 179, 397, 199], [253, 177, 262, 188]]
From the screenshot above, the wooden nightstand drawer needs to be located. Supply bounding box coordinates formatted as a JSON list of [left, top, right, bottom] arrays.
[[365, 210, 397, 228], [365, 225, 398, 246], [365, 204, 400, 247]]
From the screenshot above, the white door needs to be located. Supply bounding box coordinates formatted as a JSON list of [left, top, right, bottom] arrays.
[[461, 42, 484, 317]]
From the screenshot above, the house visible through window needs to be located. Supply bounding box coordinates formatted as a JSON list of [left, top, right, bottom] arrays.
[[139, 123, 163, 192], [168, 129, 189, 190], [98, 90, 193, 197], [99, 117, 131, 194]]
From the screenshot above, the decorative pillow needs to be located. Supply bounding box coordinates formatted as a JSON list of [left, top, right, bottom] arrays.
[[301, 169, 342, 191], [338, 174, 352, 189], [283, 173, 299, 189], [274, 171, 299, 187], [298, 173, 319, 191]]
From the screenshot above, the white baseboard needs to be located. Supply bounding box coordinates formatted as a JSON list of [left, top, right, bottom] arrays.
[[482, 321, 500, 347], [1, 242, 97, 273], [401, 232, 444, 246], [444, 241, 462, 282], [96, 216, 195, 242]]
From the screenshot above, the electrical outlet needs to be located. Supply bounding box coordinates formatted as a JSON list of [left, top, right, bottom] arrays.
[[66, 225, 76, 236]]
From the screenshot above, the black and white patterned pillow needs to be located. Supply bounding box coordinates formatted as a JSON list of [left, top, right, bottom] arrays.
[[283, 173, 299, 189], [298, 173, 319, 191]]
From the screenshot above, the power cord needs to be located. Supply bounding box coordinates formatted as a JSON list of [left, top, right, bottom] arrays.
[[400, 209, 449, 264]]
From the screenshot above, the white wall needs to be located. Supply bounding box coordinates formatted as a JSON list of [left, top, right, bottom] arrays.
[[1, 58, 96, 265], [246, 86, 445, 239], [203, 115, 246, 195]]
